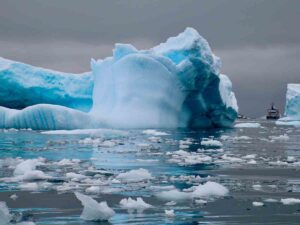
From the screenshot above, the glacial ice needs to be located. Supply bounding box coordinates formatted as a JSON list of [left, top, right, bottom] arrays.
[[119, 197, 153, 212], [74, 192, 115, 221], [0, 27, 238, 129], [277, 84, 300, 126], [0, 104, 98, 130], [0, 202, 11, 225], [0, 57, 93, 111], [156, 181, 228, 202]]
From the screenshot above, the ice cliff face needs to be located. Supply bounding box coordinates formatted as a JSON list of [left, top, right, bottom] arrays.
[[284, 84, 300, 118], [0, 57, 93, 112], [91, 28, 238, 128], [0, 27, 238, 129]]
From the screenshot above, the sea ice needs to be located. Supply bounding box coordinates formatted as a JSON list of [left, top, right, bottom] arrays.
[[280, 198, 300, 205], [142, 129, 169, 136], [252, 201, 264, 207], [119, 197, 153, 212], [74, 192, 115, 221], [116, 168, 153, 182], [157, 181, 228, 201], [234, 123, 261, 128], [200, 139, 223, 147], [165, 209, 175, 217]]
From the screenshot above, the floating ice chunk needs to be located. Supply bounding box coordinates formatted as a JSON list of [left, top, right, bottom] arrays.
[[13, 158, 50, 181], [14, 159, 44, 176], [0, 201, 12, 225], [16, 222, 36, 225], [119, 197, 153, 212], [168, 150, 212, 165], [98, 140, 117, 148], [75, 192, 115, 221], [195, 199, 208, 205], [247, 159, 257, 164], [10, 194, 18, 201], [269, 134, 290, 141], [42, 128, 128, 137], [116, 168, 152, 182], [200, 139, 223, 147], [268, 160, 288, 166], [19, 182, 39, 191], [191, 181, 229, 198], [19, 170, 50, 181], [165, 201, 177, 206], [165, 209, 175, 217], [252, 201, 264, 207], [242, 154, 256, 159], [157, 181, 228, 201], [264, 198, 278, 203], [234, 123, 261, 128], [252, 184, 262, 191], [142, 129, 169, 136], [280, 198, 300, 205], [85, 186, 101, 194], [66, 172, 87, 180], [221, 154, 244, 163]]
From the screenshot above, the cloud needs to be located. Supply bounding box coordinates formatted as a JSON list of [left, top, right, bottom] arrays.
[[215, 45, 300, 117], [0, 39, 154, 73]]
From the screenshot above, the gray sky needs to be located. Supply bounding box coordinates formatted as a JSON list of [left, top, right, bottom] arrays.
[[1, 0, 300, 117]]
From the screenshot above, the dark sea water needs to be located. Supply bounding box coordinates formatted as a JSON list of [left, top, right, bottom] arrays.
[[0, 119, 300, 225]]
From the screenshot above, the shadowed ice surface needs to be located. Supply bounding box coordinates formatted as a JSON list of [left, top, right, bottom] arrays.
[[0, 119, 300, 224]]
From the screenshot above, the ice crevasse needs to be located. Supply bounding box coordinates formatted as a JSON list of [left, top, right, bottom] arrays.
[[0, 27, 238, 129]]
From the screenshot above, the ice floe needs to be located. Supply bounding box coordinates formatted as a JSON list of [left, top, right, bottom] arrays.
[[280, 198, 300, 205], [75, 192, 115, 221], [116, 168, 153, 183], [119, 197, 153, 213], [234, 123, 261, 128]]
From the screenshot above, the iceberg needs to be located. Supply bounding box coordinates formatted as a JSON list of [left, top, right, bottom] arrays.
[[277, 84, 300, 126], [0, 27, 238, 129], [0, 57, 93, 112]]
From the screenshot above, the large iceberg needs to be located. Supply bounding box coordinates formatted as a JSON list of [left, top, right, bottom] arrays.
[[0, 28, 238, 129], [0, 57, 93, 112], [277, 84, 300, 126]]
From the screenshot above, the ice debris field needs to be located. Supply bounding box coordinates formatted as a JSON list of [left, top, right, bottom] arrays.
[[0, 28, 238, 130], [0, 121, 300, 224], [0, 27, 300, 225]]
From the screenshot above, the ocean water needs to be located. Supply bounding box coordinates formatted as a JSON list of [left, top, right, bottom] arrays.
[[0, 120, 300, 225]]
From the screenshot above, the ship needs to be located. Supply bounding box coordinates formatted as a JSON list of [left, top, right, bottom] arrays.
[[266, 103, 280, 120]]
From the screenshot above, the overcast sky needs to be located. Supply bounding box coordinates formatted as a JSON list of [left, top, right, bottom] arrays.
[[1, 0, 300, 117]]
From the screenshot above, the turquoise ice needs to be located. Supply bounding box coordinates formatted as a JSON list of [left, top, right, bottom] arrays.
[[0, 28, 238, 129]]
